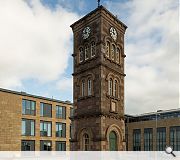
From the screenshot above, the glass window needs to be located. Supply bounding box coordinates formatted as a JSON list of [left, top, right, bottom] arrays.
[[56, 123, 66, 138], [85, 45, 89, 60], [56, 141, 66, 151], [156, 127, 166, 151], [70, 124, 72, 139], [40, 103, 52, 117], [116, 48, 120, 63], [56, 106, 66, 119], [109, 78, 113, 96], [106, 41, 110, 57], [81, 80, 85, 97], [83, 133, 90, 151], [79, 47, 83, 63], [40, 141, 52, 151], [111, 44, 115, 60], [144, 128, 153, 151], [91, 41, 96, 57], [22, 99, 36, 115], [109, 131, 117, 151], [21, 119, 35, 136], [87, 79, 92, 96], [133, 129, 141, 151], [70, 108, 74, 117], [114, 80, 118, 97], [21, 140, 35, 151], [170, 126, 180, 151], [40, 121, 52, 137]]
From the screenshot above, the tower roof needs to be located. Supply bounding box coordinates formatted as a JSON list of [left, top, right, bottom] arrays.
[[70, 5, 127, 30]]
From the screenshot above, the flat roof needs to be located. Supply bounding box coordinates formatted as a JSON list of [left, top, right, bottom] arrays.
[[0, 87, 73, 105], [125, 108, 180, 118]]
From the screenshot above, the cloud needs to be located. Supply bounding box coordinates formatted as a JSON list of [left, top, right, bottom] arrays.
[[0, 0, 79, 88], [105, 0, 179, 114], [56, 77, 72, 92]]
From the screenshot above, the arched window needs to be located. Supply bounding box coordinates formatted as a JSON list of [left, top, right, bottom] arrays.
[[83, 133, 90, 151], [85, 45, 89, 60], [106, 41, 110, 57], [81, 80, 85, 97], [109, 78, 113, 96], [79, 47, 83, 63], [109, 131, 117, 151], [114, 80, 118, 97], [87, 79, 92, 96], [116, 48, 120, 64], [111, 44, 115, 60], [91, 41, 96, 57]]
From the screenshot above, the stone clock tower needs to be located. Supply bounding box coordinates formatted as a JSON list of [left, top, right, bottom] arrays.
[[70, 6, 127, 151]]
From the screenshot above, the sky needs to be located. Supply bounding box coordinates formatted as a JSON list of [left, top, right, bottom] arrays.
[[0, 0, 179, 114]]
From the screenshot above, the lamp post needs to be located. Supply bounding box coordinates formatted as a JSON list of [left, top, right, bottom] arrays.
[[156, 110, 162, 150]]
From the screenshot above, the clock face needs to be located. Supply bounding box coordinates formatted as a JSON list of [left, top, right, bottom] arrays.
[[110, 27, 117, 41], [82, 27, 91, 39]]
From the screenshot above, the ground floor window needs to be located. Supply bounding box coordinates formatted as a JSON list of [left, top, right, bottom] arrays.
[[21, 140, 35, 151], [144, 128, 153, 151], [109, 131, 118, 151], [40, 140, 52, 151], [133, 129, 141, 151], [56, 141, 66, 151], [156, 127, 166, 151], [170, 126, 180, 151]]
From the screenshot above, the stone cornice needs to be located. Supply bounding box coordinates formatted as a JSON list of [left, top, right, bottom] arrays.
[[72, 62, 125, 77], [70, 6, 127, 30], [71, 112, 124, 120]]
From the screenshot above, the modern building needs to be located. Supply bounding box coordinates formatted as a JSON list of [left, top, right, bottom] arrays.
[[0, 88, 73, 151], [71, 5, 127, 151], [125, 108, 180, 151]]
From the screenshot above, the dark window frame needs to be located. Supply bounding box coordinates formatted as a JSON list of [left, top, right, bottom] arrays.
[[170, 126, 180, 151], [40, 121, 52, 137], [133, 129, 141, 151], [70, 108, 74, 117], [56, 105, 66, 119], [21, 119, 35, 136], [144, 128, 153, 151], [56, 122, 66, 138], [21, 140, 35, 151], [56, 141, 66, 151], [156, 127, 166, 151], [40, 140, 52, 151], [40, 102, 52, 117], [22, 99, 36, 116]]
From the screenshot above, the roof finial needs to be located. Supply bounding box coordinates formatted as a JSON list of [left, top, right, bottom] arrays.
[[97, 0, 100, 7]]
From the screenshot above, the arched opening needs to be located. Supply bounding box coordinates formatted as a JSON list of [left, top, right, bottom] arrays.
[[79, 47, 83, 63], [81, 80, 85, 97], [111, 44, 115, 60], [116, 48, 120, 63], [106, 41, 110, 57], [87, 79, 92, 96], [114, 80, 118, 98], [85, 45, 89, 60], [91, 41, 96, 57], [83, 133, 90, 151], [109, 78, 113, 96], [109, 131, 117, 151]]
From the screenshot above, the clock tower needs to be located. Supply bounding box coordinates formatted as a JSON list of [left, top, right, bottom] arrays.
[[70, 6, 127, 151]]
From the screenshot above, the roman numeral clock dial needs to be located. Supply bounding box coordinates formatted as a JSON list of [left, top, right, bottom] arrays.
[[82, 26, 91, 39], [110, 27, 117, 41]]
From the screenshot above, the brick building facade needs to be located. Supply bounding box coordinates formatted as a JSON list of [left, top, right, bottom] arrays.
[[0, 88, 73, 151], [125, 109, 180, 151]]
